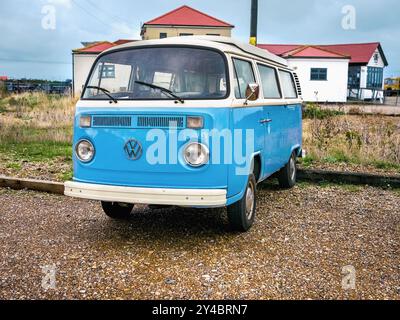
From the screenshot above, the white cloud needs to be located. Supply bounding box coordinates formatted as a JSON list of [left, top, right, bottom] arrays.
[[111, 22, 141, 38]]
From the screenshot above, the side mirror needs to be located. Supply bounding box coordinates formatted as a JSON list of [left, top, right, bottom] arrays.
[[245, 83, 260, 104]]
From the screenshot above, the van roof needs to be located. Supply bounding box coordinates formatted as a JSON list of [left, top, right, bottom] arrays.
[[102, 36, 289, 67]]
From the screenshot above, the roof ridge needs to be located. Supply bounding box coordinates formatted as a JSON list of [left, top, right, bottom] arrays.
[[144, 5, 234, 27], [282, 45, 350, 58], [320, 42, 380, 46], [311, 45, 351, 58], [73, 41, 115, 53]]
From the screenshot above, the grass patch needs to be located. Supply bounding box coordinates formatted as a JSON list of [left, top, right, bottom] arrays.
[[371, 161, 400, 172], [6, 162, 22, 170], [298, 180, 363, 192], [58, 170, 73, 182], [0, 141, 72, 162], [299, 155, 315, 167], [303, 103, 345, 119]]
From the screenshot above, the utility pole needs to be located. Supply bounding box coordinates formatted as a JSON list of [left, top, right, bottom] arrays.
[[250, 0, 258, 46]]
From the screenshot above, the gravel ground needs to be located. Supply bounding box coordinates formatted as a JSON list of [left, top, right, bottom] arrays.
[[0, 183, 399, 300]]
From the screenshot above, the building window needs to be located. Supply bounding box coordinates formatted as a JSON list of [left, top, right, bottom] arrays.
[[159, 33, 167, 39], [99, 65, 115, 79], [179, 33, 194, 36], [367, 67, 383, 89], [373, 53, 379, 63], [348, 66, 361, 89], [310, 68, 327, 81], [206, 34, 220, 36]]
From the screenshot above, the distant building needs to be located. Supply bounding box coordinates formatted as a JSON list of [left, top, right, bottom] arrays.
[[72, 40, 136, 96], [0, 76, 8, 81], [141, 5, 234, 40], [260, 42, 388, 102], [71, 5, 388, 103]]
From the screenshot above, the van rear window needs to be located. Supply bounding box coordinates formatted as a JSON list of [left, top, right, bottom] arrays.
[[279, 70, 297, 99]]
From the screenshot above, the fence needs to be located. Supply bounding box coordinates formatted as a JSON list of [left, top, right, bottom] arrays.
[[5, 80, 72, 96], [348, 87, 399, 106]]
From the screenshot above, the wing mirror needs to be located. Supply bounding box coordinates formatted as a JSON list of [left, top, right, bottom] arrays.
[[244, 83, 260, 105]]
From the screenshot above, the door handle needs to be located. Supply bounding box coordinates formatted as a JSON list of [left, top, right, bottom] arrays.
[[260, 119, 272, 124]]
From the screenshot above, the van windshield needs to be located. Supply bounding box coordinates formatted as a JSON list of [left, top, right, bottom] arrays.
[[82, 47, 228, 101]]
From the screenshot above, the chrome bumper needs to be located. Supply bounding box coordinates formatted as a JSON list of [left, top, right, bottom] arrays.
[[64, 181, 227, 207]]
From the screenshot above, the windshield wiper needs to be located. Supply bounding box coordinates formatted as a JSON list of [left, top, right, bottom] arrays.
[[135, 81, 184, 104], [86, 86, 118, 104]]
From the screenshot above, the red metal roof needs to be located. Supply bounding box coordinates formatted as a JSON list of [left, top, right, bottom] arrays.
[[73, 40, 137, 54], [319, 43, 382, 64], [74, 41, 116, 54], [282, 45, 350, 59], [258, 42, 387, 65], [143, 5, 234, 28], [257, 44, 299, 56], [0, 76, 8, 81], [113, 39, 136, 45]]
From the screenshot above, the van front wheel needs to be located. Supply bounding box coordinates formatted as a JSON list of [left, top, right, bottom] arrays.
[[227, 174, 257, 232], [101, 202, 134, 219], [278, 152, 297, 189]]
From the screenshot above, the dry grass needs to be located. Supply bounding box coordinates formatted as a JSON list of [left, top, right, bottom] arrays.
[[0, 93, 76, 181], [1, 94, 399, 181], [0, 92, 76, 143], [303, 114, 400, 172]]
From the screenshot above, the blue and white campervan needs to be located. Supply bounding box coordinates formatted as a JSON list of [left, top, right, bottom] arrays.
[[65, 36, 302, 232]]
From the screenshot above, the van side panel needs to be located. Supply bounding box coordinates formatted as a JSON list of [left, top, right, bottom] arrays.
[[227, 106, 265, 199]]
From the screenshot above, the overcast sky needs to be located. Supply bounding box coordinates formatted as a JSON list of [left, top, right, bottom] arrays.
[[0, 0, 398, 80]]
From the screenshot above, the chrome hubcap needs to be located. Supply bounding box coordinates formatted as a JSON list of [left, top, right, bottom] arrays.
[[245, 183, 255, 220], [290, 157, 296, 181]]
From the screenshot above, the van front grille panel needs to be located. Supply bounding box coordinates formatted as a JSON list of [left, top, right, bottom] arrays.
[[137, 116, 185, 128], [92, 116, 132, 127]]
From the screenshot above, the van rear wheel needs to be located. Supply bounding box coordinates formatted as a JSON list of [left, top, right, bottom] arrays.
[[227, 174, 257, 232], [101, 202, 134, 219], [278, 152, 297, 189]]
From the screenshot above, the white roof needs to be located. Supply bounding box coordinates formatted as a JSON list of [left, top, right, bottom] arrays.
[[103, 36, 289, 67]]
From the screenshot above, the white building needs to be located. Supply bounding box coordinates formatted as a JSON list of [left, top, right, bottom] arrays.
[[72, 40, 135, 97], [277, 46, 350, 103], [259, 43, 388, 103]]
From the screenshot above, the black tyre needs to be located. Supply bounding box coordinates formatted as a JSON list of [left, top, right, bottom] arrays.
[[278, 152, 297, 189], [227, 174, 257, 232], [101, 202, 134, 219]]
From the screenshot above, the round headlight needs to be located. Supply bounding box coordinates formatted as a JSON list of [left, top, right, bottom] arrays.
[[75, 139, 95, 163], [183, 143, 209, 167]]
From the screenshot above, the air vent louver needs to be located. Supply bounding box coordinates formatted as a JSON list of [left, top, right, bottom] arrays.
[[92, 116, 132, 127], [137, 116, 184, 128]]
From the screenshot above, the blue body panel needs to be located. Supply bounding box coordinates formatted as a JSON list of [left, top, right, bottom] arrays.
[[73, 103, 302, 206]]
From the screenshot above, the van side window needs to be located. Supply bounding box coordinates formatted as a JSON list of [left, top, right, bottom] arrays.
[[232, 58, 256, 99], [279, 70, 297, 99], [258, 64, 281, 99]]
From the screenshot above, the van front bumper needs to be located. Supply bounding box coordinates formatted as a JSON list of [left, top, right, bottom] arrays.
[[64, 181, 227, 207]]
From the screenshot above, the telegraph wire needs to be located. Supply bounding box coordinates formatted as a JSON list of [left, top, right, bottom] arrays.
[[83, 0, 129, 25]]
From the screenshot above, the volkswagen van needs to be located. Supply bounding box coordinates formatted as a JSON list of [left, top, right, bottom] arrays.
[[65, 36, 302, 232]]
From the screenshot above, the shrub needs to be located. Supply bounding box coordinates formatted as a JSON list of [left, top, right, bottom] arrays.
[[303, 103, 345, 119]]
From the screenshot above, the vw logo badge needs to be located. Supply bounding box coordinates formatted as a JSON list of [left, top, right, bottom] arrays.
[[124, 139, 143, 161]]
